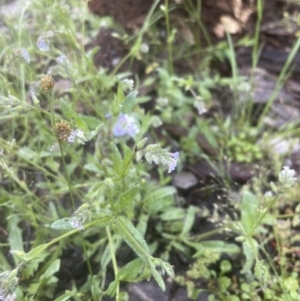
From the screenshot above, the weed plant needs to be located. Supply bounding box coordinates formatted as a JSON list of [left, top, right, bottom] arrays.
[[1, 0, 300, 301]]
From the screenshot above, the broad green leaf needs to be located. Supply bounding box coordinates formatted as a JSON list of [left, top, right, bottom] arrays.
[[51, 218, 74, 231], [160, 208, 185, 221], [120, 144, 134, 176], [172, 241, 191, 257], [136, 213, 149, 237], [119, 292, 129, 301], [118, 258, 149, 282], [60, 98, 88, 130], [144, 186, 176, 207], [104, 258, 149, 297], [181, 205, 196, 236], [22, 244, 48, 262], [40, 259, 60, 280], [150, 263, 165, 291], [18, 147, 37, 160], [22, 253, 49, 279], [84, 163, 104, 174], [114, 185, 139, 214], [121, 90, 138, 114], [241, 191, 259, 235], [110, 142, 122, 175], [105, 278, 119, 297], [218, 276, 231, 292], [78, 114, 101, 129], [8, 215, 24, 264], [198, 241, 240, 254], [116, 216, 150, 262], [54, 291, 77, 301], [241, 237, 257, 274]]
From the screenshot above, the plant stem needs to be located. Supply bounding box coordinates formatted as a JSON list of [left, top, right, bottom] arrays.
[[164, 0, 173, 74], [106, 226, 120, 301], [58, 140, 75, 211]]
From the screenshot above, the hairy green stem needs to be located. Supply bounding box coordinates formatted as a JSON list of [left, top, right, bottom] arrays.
[[164, 0, 173, 74], [58, 141, 75, 211], [106, 226, 120, 301]]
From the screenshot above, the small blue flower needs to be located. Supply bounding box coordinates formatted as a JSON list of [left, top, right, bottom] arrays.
[[20, 48, 30, 63], [37, 39, 50, 52], [67, 130, 76, 143], [112, 114, 139, 138], [67, 130, 86, 144], [168, 152, 179, 173], [173, 152, 179, 160], [56, 54, 71, 67], [56, 54, 67, 64]]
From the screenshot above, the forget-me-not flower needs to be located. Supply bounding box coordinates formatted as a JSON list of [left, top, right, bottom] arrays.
[[112, 114, 139, 138], [19, 48, 30, 63], [36, 39, 50, 52]]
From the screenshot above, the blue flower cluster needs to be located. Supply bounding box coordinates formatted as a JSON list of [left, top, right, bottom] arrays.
[[112, 114, 139, 138]]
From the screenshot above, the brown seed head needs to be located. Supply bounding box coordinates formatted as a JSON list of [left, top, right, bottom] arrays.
[[54, 121, 72, 142], [40, 74, 55, 92]]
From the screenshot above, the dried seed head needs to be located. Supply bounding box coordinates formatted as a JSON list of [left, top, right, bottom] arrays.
[[40, 74, 55, 92], [54, 121, 72, 142]]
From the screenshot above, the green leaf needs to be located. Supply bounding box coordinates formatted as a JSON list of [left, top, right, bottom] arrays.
[[160, 208, 185, 221], [198, 241, 240, 254], [114, 185, 139, 214], [105, 279, 119, 297], [150, 263, 165, 291], [160, 207, 185, 221], [241, 191, 259, 235], [110, 142, 122, 175], [79, 115, 101, 129], [144, 186, 176, 207], [40, 259, 60, 280], [118, 258, 149, 282], [122, 90, 138, 114], [218, 276, 231, 292], [136, 213, 149, 237], [241, 237, 257, 274], [105, 257, 148, 297], [54, 291, 76, 301], [22, 244, 48, 262], [18, 147, 38, 160], [8, 215, 24, 264], [181, 206, 196, 236], [60, 98, 88, 130], [117, 81, 125, 103], [116, 216, 150, 262], [120, 144, 134, 176], [51, 218, 74, 231]]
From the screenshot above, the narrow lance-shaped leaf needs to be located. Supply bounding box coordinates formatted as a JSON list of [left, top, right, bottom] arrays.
[[116, 216, 150, 262], [110, 142, 122, 175], [51, 218, 74, 231], [150, 262, 165, 291], [114, 185, 139, 214], [120, 144, 134, 176], [241, 191, 259, 235], [60, 98, 88, 130], [122, 90, 138, 114], [181, 205, 196, 236]]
